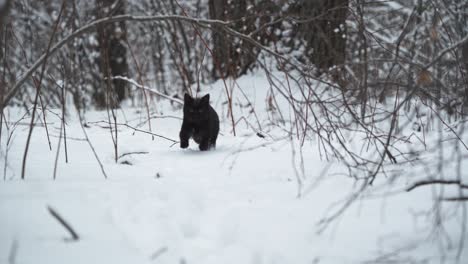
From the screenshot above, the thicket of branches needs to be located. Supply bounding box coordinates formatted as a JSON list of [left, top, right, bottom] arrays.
[[1, 0, 468, 261]]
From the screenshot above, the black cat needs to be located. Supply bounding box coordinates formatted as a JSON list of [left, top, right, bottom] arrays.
[[179, 93, 219, 151]]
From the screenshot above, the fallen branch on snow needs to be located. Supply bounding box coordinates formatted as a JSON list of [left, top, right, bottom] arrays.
[[47, 206, 79, 241], [8, 239, 18, 264], [440, 196, 468, 202], [118, 151, 149, 159], [88, 121, 178, 143]]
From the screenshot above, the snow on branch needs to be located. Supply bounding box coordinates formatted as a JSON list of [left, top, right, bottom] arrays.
[[111, 76, 183, 105]]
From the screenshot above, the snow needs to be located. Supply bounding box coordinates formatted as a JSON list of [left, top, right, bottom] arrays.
[[0, 72, 467, 264]]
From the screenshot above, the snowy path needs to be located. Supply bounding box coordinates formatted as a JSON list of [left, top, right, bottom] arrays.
[[0, 106, 466, 264]]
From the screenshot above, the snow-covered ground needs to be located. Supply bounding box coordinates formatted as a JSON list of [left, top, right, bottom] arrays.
[[0, 73, 467, 264]]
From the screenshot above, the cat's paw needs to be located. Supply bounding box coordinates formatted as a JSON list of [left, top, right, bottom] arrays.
[[199, 144, 209, 151], [180, 141, 189, 149]]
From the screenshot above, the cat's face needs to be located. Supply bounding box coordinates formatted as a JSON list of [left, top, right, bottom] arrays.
[[183, 93, 210, 123]]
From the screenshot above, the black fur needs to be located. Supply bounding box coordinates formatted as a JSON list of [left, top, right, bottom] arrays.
[[179, 93, 219, 151]]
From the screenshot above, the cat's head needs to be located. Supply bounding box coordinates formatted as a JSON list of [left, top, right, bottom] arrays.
[[183, 93, 210, 123]]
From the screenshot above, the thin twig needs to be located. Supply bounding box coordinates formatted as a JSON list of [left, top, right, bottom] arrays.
[[59, 68, 69, 163], [124, 38, 154, 140], [77, 118, 108, 179], [32, 76, 52, 151], [53, 120, 63, 180], [20, 1, 66, 180], [150, 246, 168, 260]]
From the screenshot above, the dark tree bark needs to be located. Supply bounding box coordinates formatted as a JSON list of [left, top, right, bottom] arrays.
[[0, 0, 13, 61], [463, 43, 468, 72], [292, 0, 349, 71], [95, 0, 128, 108], [461, 40, 468, 112], [0, 0, 12, 28], [0, 0, 13, 105], [454, 0, 468, 112], [454, 0, 468, 72], [208, 0, 256, 79]]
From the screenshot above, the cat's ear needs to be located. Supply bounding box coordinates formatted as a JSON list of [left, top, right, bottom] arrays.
[[201, 94, 210, 105], [184, 93, 193, 104]]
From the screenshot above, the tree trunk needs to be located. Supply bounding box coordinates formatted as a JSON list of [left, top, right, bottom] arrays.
[[0, 0, 12, 63], [293, 0, 349, 71], [95, 0, 128, 108], [0, 0, 12, 28], [0, 0, 12, 106], [208, 0, 256, 79], [455, 0, 468, 113]]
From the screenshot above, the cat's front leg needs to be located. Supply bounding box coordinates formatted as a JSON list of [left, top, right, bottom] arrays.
[[199, 138, 210, 151], [179, 124, 191, 149], [180, 138, 189, 149]]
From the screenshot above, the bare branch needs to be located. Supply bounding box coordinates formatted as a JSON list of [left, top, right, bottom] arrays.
[[406, 179, 468, 192], [2, 13, 330, 110], [21, 1, 66, 180], [1, 14, 230, 109], [77, 119, 108, 179], [111, 76, 183, 105]]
